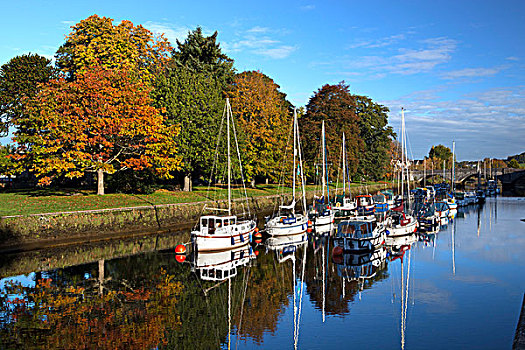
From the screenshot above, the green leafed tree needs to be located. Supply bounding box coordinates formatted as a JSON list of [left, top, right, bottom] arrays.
[[429, 144, 453, 168], [354, 95, 395, 180], [0, 53, 55, 136], [153, 27, 235, 191], [172, 27, 234, 85], [152, 67, 224, 191], [507, 158, 520, 168]]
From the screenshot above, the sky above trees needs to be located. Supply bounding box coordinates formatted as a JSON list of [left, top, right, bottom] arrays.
[[1, 0, 523, 160]]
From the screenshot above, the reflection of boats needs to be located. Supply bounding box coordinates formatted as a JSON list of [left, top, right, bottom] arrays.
[[265, 233, 308, 263], [385, 232, 418, 248], [266, 233, 308, 349], [388, 233, 415, 350], [191, 100, 257, 252], [333, 246, 387, 281], [192, 244, 256, 281], [265, 108, 309, 237], [334, 218, 386, 252]]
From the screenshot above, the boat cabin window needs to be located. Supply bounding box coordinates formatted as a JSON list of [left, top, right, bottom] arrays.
[[201, 219, 208, 228], [216, 270, 222, 279], [224, 219, 229, 226], [202, 269, 208, 277], [358, 197, 370, 206]]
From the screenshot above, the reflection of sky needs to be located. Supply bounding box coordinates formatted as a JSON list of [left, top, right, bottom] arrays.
[[237, 197, 525, 349]]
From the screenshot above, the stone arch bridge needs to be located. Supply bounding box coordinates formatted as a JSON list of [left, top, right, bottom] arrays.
[[411, 168, 524, 186]]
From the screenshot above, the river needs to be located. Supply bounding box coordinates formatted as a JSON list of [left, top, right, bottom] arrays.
[[0, 197, 524, 349]]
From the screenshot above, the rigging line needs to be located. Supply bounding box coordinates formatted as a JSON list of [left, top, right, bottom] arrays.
[[207, 103, 227, 200], [230, 102, 251, 217], [294, 242, 308, 349]]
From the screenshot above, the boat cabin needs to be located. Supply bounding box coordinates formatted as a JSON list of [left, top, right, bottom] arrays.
[[199, 215, 237, 234], [356, 195, 373, 207], [199, 267, 237, 281]]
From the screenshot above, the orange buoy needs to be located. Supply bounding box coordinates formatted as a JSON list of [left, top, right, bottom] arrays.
[[254, 231, 262, 238], [175, 244, 186, 254], [175, 254, 186, 263], [308, 220, 312, 227], [255, 250, 260, 256], [254, 237, 262, 244], [307, 227, 312, 233], [254, 227, 259, 233]]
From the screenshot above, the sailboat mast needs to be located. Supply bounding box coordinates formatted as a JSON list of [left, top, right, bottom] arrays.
[[227, 98, 231, 215], [342, 133, 346, 196], [322, 121, 327, 201], [452, 141, 455, 193], [401, 108, 405, 198], [293, 109, 297, 209]]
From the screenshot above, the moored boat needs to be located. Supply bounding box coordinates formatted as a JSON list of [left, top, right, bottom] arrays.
[[334, 218, 386, 252]]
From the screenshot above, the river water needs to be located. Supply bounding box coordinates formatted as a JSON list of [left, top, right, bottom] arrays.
[[0, 197, 524, 349]]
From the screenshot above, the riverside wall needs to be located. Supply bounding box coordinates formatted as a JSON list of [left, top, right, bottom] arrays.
[[0, 184, 386, 249]]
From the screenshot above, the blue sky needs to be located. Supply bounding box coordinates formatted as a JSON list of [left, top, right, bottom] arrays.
[[1, 0, 524, 160]]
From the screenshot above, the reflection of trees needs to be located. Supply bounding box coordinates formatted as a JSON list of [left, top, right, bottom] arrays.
[[305, 239, 389, 316], [0, 267, 182, 349], [234, 248, 294, 344]]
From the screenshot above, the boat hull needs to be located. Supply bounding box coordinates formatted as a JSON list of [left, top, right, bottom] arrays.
[[192, 220, 256, 252], [266, 215, 308, 236]]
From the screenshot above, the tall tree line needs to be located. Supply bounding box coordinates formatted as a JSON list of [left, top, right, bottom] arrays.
[[0, 15, 395, 194]]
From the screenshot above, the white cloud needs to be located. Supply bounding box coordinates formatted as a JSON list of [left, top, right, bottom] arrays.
[[300, 4, 315, 11], [143, 22, 195, 46], [247, 26, 270, 33], [505, 56, 520, 61], [255, 45, 297, 59], [382, 86, 525, 159], [442, 67, 501, 80], [225, 27, 297, 60], [324, 36, 459, 77]]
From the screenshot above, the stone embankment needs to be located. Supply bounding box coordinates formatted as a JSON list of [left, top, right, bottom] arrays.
[[0, 184, 386, 251]]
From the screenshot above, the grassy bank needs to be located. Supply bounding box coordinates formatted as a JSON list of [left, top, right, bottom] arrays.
[[0, 182, 388, 217], [0, 182, 389, 247]]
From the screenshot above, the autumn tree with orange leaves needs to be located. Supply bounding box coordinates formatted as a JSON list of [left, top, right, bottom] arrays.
[[228, 71, 292, 186], [16, 67, 181, 194]]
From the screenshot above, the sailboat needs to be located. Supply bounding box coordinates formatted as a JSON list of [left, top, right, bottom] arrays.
[[309, 120, 335, 232], [334, 133, 357, 220], [265, 108, 309, 236], [191, 99, 257, 252], [385, 108, 418, 238]]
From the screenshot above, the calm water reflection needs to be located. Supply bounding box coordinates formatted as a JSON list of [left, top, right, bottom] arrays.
[[1, 197, 524, 349]]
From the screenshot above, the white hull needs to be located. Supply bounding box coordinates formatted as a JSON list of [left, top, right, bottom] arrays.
[[313, 211, 335, 227], [266, 214, 308, 236], [385, 220, 418, 238], [192, 219, 256, 252]]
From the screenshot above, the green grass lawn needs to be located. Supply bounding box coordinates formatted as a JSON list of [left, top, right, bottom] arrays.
[[0, 182, 390, 217]]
